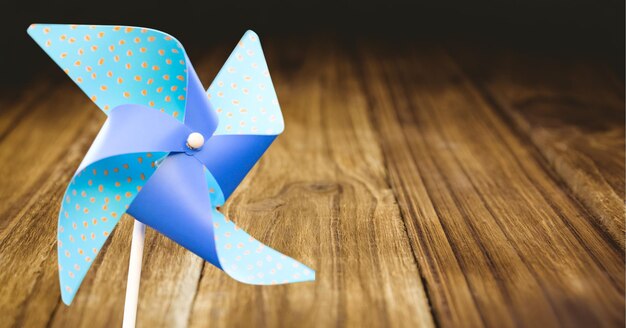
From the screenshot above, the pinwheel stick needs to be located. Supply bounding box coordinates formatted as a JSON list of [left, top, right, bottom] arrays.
[[122, 220, 146, 328]]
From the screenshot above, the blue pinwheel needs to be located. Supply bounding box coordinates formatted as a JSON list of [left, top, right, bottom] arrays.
[[29, 24, 315, 305]]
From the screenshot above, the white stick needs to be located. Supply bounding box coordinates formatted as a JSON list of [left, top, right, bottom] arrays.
[[122, 220, 146, 328]]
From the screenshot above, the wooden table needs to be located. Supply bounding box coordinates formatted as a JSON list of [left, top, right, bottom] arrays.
[[0, 37, 623, 327]]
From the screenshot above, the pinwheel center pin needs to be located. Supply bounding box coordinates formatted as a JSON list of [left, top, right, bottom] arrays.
[[186, 132, 205, 150]]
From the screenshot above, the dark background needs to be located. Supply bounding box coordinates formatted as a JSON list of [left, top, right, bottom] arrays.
[[0, 0, 623, 90]]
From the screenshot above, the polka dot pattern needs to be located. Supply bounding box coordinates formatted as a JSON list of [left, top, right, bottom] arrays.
[[28, 24, 188, 121], [204, 168, 315, 284], [57, 152, 166, 304], [207, 30, 284, 135]]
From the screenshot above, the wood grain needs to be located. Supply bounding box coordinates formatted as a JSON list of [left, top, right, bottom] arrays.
[[356, 42, 624, 327], [0, 37, 622, 328], [449, 49, 625, 248]]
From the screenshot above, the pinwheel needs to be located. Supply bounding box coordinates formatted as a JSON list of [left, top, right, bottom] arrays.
[[28, 24, 315, 325]]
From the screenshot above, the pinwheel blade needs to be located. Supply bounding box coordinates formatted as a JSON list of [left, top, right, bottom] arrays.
[[201, 31, 315, 283], [28, 24, 188, 121], [58, 152, 166, 304], [200, 30, 286, 200], [127, 154, 314, 285], [207, 30, 284, 136], [204, 169, 315, 284]]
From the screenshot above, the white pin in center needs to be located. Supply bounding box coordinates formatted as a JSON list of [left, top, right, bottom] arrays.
[[186, 132, 205, 150]]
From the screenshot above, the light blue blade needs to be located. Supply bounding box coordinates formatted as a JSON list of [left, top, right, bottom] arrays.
[[28, 24, 188, 121], [58, 152, 167, 304], [204, 169, 315, 284], [207, 30, 284, 136]]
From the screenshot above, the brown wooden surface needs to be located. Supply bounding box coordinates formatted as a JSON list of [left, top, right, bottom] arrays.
[[0, 38, 623, 327]]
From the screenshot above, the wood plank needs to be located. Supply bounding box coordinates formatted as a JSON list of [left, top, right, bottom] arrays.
[[449, 49, 625, 247], [0, 83, 48, 141], [0, 82, 78, 230], [357, 42, 624, 327], [188, 39, 435, 328]]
